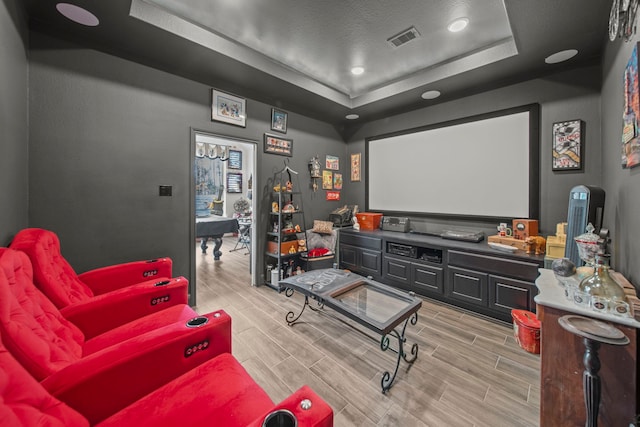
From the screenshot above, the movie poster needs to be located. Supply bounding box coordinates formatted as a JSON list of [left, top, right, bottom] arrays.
[[622, 43, 640, 168]]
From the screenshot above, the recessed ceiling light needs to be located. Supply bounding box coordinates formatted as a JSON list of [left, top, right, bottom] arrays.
[[545, 49, 578, 64], [447, 18, 469, 33], [351, 66, 365, 76], [421, 90, 441, 100], [345, 114, 359, 120], [56, 3, 99, 27]]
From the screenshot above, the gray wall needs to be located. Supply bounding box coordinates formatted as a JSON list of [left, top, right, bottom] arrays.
[[344, 65, 603, 238], [28, 32, 345, 288], [0, 0, 29, 245], [602, 35, 640, 287]]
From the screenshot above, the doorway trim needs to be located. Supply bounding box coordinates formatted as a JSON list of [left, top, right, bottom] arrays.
[[189, 128, 258, 307]]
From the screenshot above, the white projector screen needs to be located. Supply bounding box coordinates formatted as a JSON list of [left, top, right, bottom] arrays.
[[367, 104, 539, 220]]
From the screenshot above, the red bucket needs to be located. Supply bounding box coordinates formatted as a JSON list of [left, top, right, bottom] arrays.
[[511, 309, 541, 354]]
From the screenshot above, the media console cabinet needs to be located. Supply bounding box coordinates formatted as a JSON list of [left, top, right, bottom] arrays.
[[338, 228, 545, 323]]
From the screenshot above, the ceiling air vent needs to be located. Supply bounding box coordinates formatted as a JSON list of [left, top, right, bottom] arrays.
[[387, 26, 421, 48]]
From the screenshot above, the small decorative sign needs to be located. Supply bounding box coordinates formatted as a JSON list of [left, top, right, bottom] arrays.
[[326, 155, 339, 170], [322, 170, 333, 189], [228, 150, 242, 169], [333, 173, 343, 190], [326, 191, 340, 201], [226, 172, 242, 193]]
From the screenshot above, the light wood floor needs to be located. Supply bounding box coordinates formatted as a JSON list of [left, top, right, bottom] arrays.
[[194, 237, 541, 427]]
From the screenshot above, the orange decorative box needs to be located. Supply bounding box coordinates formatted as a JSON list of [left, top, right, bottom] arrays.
[[356, 212, 383, 231], [267, 240, 299, 255]]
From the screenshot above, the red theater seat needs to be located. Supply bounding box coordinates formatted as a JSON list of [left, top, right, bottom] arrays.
[[0, 340, 333, 426], [10, 228, 188, 335], [0, 248, 231, 395]]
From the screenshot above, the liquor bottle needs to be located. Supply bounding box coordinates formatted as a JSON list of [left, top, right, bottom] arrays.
[[578, 254, 625, 299]]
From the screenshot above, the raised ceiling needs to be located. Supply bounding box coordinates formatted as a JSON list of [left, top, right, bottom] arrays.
[[23, 0, 610, 131]]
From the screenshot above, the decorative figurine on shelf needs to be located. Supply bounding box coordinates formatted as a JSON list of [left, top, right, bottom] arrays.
[[288, 245, 297, 254], [294, 224, 302, 232], [525, 236, 546, 255], [273, 182, 282, 192], [271, 202, 279, 213], [308, 155, 321, 192], [282, 203, 295, 213], [298, 239, 307, 252], [286, 181, 293, 192]]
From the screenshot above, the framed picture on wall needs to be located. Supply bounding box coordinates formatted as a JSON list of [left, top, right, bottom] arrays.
[[326, 155, 339, 170], [264, 133, 293, 156], [211, 89, 246, 127], [552, 119, 583, 171], [622, 43, 640, 168], [350, 153, 361, 181], [270, 108, 288, 134]]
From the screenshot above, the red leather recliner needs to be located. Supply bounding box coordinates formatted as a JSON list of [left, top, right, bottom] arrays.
[[0, 339, 333, 426], [10, 228, 189, 336], [0, 247, 232, 417]]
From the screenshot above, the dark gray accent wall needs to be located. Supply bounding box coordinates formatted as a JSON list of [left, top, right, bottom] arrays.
[[0, 0, 29, 245], [602, 36, 640, 288], [28, 32, 344, 288], [343, 65, 603, 238]]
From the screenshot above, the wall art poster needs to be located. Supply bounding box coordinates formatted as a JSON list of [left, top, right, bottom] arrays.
[[211, 89, 246, 127], [350, 153, 361, 181], [333, 173, 343, 190], [325, 155, 339, 170], [326, 191, 340, 201], [322, 170, 333, 189], [270, 108, 288, 134], [552, 120, 583, 171], [623, 43, 640, 168]]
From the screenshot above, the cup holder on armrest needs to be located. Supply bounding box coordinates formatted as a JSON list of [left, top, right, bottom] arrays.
[[186, 316, 209, 328], [154, 280, 171, 286], [262, 409, 298, 427]]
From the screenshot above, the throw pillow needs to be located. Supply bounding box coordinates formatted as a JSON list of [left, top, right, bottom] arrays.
[[312, 220, 333, 235]]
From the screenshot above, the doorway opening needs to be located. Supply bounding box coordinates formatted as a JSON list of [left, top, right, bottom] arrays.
[[189, 129, 258, 307]]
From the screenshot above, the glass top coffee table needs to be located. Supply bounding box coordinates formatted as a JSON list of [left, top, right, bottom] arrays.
[[279, 268, 422, 393]]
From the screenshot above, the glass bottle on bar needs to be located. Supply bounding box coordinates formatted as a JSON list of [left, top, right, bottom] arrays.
[[578, 253, 625, 300]]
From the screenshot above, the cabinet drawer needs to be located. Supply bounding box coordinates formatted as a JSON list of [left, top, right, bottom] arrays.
[[412, 263, 444, 295], [340, 233, 382, 251], [447, 266, 488, 306], [383, 256, 412, 285], [488, 275, 537, 314], [448, 250, 540, 282]]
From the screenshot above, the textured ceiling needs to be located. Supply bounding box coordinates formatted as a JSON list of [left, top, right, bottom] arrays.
[[23, 0, 611, 132]]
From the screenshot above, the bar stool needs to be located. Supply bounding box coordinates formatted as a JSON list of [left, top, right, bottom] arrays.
[[558, 315, 630, 427]]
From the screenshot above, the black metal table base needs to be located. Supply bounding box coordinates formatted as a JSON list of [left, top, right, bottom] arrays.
[[285, 288, 419, 393]]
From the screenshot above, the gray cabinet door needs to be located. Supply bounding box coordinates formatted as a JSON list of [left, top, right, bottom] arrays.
[[412, 263, 444, 296], [447, 266, 488, 307], [488, 275, 537, 314]]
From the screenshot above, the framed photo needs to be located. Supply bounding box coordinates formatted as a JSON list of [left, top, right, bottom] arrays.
[[270, 108, 288, 134], [351, 153, 361, 181], [211, 89, 246, 127], [333, 173, 343, 190], [228, 150, 242, 169], [326, 155, 339, 170], [264, 133, 293, 157], [552, 120, 583, 171], [226, 172, 242, 193], [622, 43, 640, 168], [326, 191, 340, 201], [322, 170, 333, 189]]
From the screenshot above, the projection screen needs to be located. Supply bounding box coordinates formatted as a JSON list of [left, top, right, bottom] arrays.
[[366, 104, 539, 220]]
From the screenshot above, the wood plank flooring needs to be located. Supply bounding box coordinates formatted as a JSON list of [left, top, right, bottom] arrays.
[[194, 237, 541, 426]]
